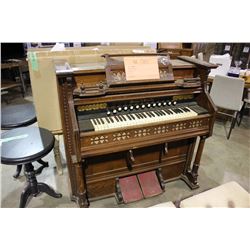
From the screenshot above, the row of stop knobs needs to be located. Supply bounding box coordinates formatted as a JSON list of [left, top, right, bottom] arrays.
[[107, 101, 177, 115]]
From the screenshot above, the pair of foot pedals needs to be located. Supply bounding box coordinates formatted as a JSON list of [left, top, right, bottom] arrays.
[[116, 169, 165, 204]]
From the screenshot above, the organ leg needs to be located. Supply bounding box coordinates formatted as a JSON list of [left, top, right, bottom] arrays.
[[53, 135, 63, 175], [181, 136, 207, 189], [75, 162, 89, 208]]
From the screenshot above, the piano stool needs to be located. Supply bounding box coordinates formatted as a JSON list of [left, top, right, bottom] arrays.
[[1, 102, 63, 177], [0, 127, 62, 208]]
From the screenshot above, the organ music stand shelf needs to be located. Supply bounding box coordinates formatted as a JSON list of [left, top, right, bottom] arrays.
[[103, 53, 174, 86]]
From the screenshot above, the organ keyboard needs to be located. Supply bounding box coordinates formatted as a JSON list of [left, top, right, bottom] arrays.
[[56, 53, 217, 207], [78, 101, 207, 132]]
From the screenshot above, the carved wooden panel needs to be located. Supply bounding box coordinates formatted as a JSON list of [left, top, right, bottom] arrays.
[[80, 117, 210, 151]]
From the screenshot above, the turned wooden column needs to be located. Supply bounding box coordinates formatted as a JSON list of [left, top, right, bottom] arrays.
[[75, 162, 89, 208], [53, 134, 63, 175], [182, 135, 207, 189], [191, 136, 206, 186]]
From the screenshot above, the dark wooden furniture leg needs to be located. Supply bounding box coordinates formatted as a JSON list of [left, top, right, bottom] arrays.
[[19, 183, 33, 208], [37, 183, 62, 198], [13, 159, 49, 179], [19, 163, 62, 208], [19, 163, 39, 208], [13, 164, 23, 178], [37, 159, 48, 167], [35, 159, 49, 175]]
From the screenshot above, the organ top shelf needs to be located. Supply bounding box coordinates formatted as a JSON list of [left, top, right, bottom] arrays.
[[55, 54, 217, 98]]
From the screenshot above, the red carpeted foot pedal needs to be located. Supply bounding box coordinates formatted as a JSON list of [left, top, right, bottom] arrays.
[[119, 175, 144, 203], [137, 171, 163, 198]]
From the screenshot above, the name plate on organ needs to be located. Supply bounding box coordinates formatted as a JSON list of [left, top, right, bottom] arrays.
[[124, 56, 160, 81]]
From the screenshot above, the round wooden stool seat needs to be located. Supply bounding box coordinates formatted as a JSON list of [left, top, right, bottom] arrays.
[[1, 127, 62, 208], [1, 103, 37, 129]]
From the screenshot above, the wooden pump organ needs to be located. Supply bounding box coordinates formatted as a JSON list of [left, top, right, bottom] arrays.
[[56, 54, 217, 207]]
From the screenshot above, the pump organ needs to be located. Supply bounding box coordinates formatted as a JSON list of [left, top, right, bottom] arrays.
[[56, 54, 217, 207]]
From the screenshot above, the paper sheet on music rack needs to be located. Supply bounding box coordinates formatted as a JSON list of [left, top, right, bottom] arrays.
[[124, 56, 160, 81]]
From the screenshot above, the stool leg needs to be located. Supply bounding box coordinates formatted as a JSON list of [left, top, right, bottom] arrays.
[[35, 159, 49, 175], [19, 184, 32, 208], [37, 183, 62, 198], [20, 163, 39, 208], [19, 163, 62, 208], [37, 159, 49, 167], [13, 164, 23, 178], [24, 163, 39, 195]]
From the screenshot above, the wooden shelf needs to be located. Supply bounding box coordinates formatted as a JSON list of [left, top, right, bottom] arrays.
[[1, 80, 22, 91]]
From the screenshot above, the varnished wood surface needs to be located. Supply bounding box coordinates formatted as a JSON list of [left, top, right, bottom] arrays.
[[1, 81, 22, 91], [56, 55, 217, 207]]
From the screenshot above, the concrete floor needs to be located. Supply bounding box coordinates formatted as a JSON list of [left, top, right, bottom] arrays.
[[1, 93, 250, 208]]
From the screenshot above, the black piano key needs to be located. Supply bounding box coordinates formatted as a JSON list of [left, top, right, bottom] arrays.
[[123, 115, 128, 121], [131, 114, 136, 120], [141, 113, 146, 118], [158, 111, 165, 116], [158, 110, 165, 116], [127, 114, 132, 120], [135, 113, 141, 119], [110, 117, 114, 123], [154, 111, 161, 116], [172, 108, 179, 114], [182, 107, 190, 112], [164, 109, 171, 115], [121, 115, 127, 121], [118, 115, 123, 121], [150, 111, 156, 117]]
